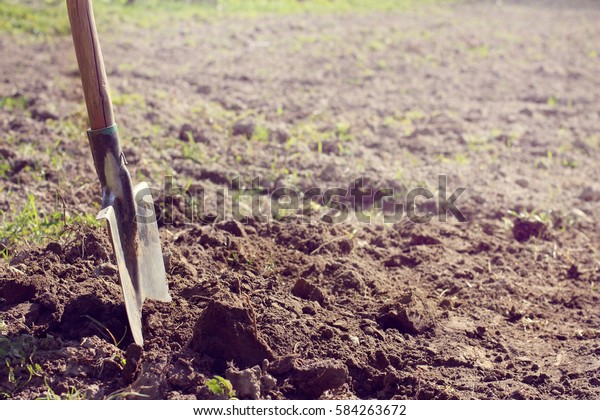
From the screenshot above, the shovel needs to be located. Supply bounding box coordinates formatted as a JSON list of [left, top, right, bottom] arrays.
[[66, 0, 171, 346]]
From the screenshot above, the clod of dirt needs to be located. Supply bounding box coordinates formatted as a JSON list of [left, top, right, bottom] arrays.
[[269, 123, 290, 143], [225, 365, 276, 400], [178, 123, 195, 141], [567, 264, 581, 279], [512, 219, 548, 242], [178, 123, 209, 143], [217, 220, 247, 237], [59, 293, 128, 342], [129, 352, 170, 399], [0, 279, 34, 305], [377, 288, 434, 335], [384, 251, 421, 268], [30, 105, 59, 121], [408, 233, 441, 247], [295, 360, 348, 398], [190, 292, 274, 370], [94, 263, 118, 277], [196, 85, 211, 95], [64, 230, 111, 263], [579, 186, 600, 202], [226, 365, 262, 399], [0, 147, 16, 159], [199, 229, 227, 248], [122, 344, 143, 383], [0, 275, 52, 305], [5, 302, 42, 327], [332, 269, 366, 295], [11, 159, 36, 175], [45, 242, 62, 255], [271, 358, 349, 399], [166, 358, 201, 390], [436, 343, 494, 369], [506, 305, 525, 323], [232, 119, 256, 138], [291, 278, 327, 306]]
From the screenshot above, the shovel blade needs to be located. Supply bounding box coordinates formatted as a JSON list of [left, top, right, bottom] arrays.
[[97, 182, 170, 346], [133, 182, 171, 302]]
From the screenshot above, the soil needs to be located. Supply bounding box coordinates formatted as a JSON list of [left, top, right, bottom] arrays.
[[1, 0, 600, 400]]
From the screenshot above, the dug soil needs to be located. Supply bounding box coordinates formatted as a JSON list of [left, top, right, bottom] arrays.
[[1, 0, 599, 399]]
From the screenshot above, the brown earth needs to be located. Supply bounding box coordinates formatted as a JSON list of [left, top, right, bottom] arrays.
[[1, 0, 600, 399]]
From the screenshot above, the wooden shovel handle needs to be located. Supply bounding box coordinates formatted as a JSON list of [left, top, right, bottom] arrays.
[[67, 0, 115, 130]]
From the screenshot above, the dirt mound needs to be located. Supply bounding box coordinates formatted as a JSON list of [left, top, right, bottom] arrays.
[[1, 215, 599, 399]]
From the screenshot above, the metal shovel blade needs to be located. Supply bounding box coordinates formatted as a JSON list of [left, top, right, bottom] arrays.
[[89, 125, 170, 346], [97, 184, 171, 346]]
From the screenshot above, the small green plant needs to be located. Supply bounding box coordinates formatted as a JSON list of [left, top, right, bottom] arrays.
[[468, 44, 490, 58], [0, 335, 43, 398], [335, 122, 353, 142], [206, 375, 237, 400], [111, 92, 147, 108], [453, 153, 469, 165], [113, 354, 127, 369], [0, 158, 11, 180], [39, 380, 86, 400], [251, 124, 270, 143], [504, 209, 552, 232], [1, 0, 441, 38], [534, 150, 555, 170], [82, 315, 127, 348], [0, 1, 69, 36], [0, 192, 100, 253], [507, 209, 551, 223], [106, 389, 149, 400], [0, 94, 28, 111]]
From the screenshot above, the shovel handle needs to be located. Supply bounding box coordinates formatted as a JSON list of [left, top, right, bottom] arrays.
[[67, 0, 115, 130]]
